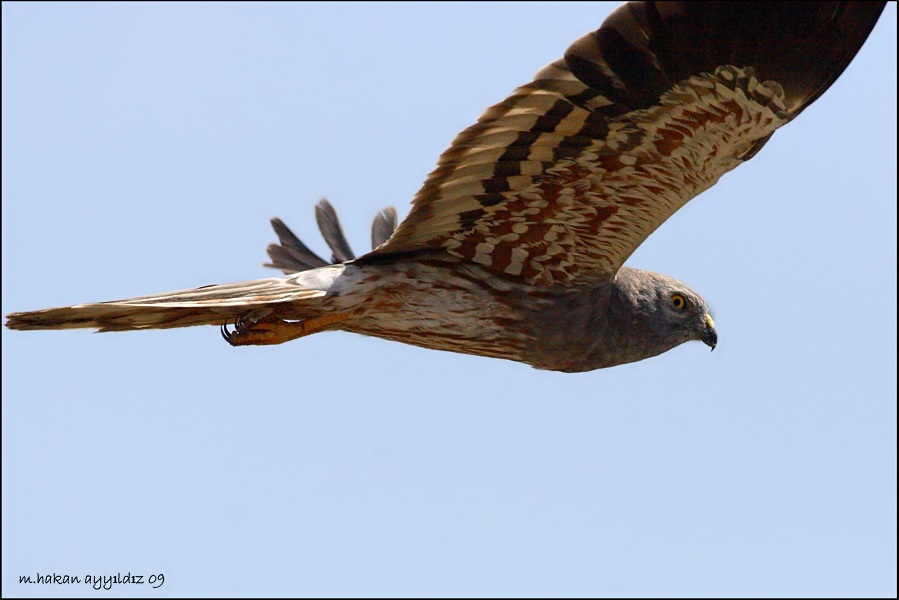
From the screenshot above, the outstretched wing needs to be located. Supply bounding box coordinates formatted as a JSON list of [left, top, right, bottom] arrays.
[[362, 1, 885, 286], [266, 200, 399, 274]]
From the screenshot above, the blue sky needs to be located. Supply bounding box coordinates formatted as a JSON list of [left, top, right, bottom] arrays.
[[2, 3, 896, 597]]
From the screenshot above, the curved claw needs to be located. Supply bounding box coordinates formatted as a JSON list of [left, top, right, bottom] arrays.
[[221, 312, 257, 345], [221, 321, 234, 343]]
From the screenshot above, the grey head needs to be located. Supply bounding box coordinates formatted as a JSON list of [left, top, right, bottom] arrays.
[[526, 266, 717, 373], [612, 267, 717, 356]]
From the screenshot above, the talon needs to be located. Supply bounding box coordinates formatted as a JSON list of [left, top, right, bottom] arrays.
[[220, 312, 348, 346], [222, 311, 264, 346]]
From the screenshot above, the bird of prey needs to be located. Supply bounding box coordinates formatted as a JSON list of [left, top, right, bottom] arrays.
[[5, 2, 887, 372]]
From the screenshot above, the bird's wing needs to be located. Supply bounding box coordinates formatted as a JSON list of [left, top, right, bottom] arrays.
[[266, 199, 399, 274], [371, 207, 398, 250], [315, 199, 356, 263], [361, 1, 885, 286], [266, 216, 331, 273]]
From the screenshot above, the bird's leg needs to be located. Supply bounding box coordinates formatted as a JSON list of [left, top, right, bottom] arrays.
[[221, 312, 348, 346]]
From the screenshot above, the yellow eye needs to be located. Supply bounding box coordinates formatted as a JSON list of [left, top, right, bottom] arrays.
[[671, 294, 687, 310]]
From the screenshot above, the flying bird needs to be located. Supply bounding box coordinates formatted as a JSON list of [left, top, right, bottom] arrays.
[[6, 1, 887, 372]]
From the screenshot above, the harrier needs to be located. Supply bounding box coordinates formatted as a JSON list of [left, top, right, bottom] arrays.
[[6, 2, 887, 372]]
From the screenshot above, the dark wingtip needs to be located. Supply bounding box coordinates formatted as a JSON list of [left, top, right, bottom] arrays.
[[315, 199, 355, 263], [371, 206, 398, 249], [265, 217, 329, 273]]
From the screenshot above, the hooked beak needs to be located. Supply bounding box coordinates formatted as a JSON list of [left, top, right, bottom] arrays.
[[700, 314, 717, 351]]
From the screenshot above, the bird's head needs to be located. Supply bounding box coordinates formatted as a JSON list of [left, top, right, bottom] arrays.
[[616, 268, 717, 354], [656, 286, 717, 351]]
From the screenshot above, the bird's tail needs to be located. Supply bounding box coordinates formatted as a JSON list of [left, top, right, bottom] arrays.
[[5, 275, 326, 332]]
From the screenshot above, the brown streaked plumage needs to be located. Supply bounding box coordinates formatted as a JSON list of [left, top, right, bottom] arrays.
[[4, 2, 886, 372]]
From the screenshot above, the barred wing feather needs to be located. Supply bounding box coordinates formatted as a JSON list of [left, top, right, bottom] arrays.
[[363, 1, 885, 286]]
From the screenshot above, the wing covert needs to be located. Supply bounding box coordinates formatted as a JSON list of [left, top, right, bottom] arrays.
[[361, 1, 885, 286]]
